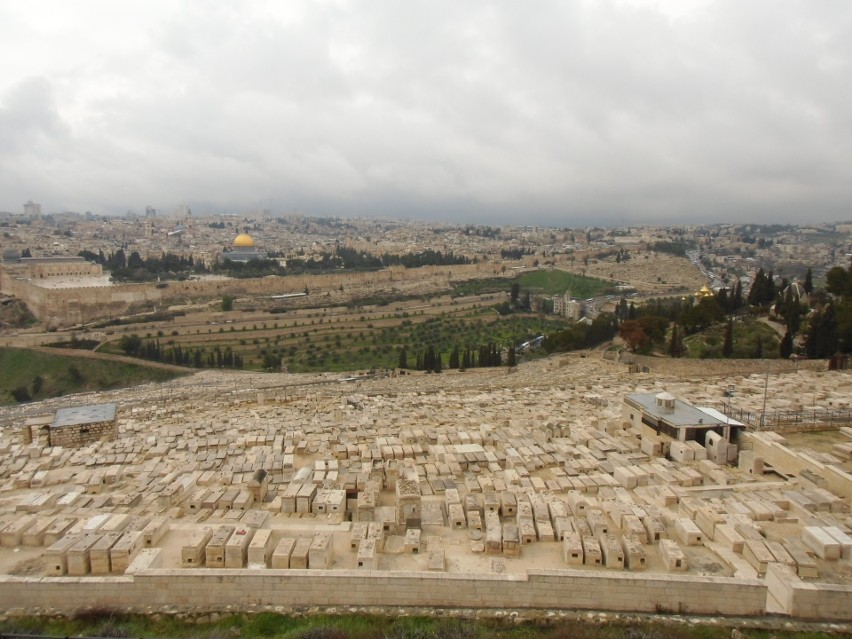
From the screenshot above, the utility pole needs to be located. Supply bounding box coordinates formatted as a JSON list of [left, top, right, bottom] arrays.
[[760, 360, 769, 429]]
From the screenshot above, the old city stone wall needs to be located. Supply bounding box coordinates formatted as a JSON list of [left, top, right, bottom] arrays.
[[1, 263, 496, 326]]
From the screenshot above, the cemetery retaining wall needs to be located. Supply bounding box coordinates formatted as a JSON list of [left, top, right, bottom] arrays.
[[0, 553, 770, 617]]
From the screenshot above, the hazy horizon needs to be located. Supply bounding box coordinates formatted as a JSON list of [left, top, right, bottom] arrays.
[[1, 1, 851, 226]]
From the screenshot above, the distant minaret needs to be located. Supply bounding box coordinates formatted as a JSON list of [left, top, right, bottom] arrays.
[[23, 200, 41, 220]]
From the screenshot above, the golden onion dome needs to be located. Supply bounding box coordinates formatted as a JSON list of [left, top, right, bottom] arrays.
[[233, 233, 255, 248], [696, 284, 713, 298]]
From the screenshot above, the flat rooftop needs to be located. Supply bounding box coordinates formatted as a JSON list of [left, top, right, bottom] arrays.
[[626, 393, 728, 428], [52, 403, 117, 428], [30, 275, 112, 289]]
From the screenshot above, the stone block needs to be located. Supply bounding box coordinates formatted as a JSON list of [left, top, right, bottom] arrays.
[[659, 539, 687, 571], [561, 532, 583, 565], [802, 526, 841, 560], [622, 534, 646, 570], [224, 526, 255, 568], [673, 517, 704, 546], [271, 536, 296, 569], [205, 525, 235, 567], [582, 536, 602, 566], [743, 539, 775, 576], [181, 527, 213, 567], [110, 530, 143, 574]]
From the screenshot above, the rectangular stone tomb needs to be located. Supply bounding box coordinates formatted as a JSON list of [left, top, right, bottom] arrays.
[[247, 529, 274, 568], [181, 528, 214, 567], [224, 526, 255, 568], [271, 537, 296, 569]]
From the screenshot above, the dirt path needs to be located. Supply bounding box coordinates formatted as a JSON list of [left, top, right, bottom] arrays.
[[27, 345, 192, 373], [758, 315, 787, 337]]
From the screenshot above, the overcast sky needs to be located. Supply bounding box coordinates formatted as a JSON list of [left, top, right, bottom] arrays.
[[1, 1, 850, 226]]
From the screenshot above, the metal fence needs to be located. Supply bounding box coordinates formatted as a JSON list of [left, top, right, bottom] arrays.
[[716, 404, 852, 432]]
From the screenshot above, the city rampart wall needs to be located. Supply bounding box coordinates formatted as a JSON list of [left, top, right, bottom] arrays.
[[1, 263, 496, 326]]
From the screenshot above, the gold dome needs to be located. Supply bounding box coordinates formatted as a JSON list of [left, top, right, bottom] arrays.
[[695, 284, 714, 298], [233, 233, 255, 248]]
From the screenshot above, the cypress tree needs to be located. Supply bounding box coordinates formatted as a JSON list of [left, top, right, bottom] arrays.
[[805, 304, 838, 358], [779, 331, 793, 358], [722, 318, 734, 357], [716, 288, 729, 313], [804, 267, 813, 295], [747, 268, 766, 306], [668, 324, 684, 358], [448, 346, 459, 369], [398, 347, 408, 370], [733, 280, 743, 311]]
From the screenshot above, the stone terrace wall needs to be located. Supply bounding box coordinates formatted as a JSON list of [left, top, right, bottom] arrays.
[[745, 432, 852, 500], [0, 565, 767, 617], [621, 354, 824, 377]]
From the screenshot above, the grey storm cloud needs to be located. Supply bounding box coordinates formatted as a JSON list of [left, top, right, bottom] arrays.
[[0, 0, 850, 225]]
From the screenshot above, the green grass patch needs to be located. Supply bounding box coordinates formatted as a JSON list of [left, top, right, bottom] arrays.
[[0, 347, 185, 405], [518, 270, 613, 298], [449, 277, 514, 297], [0, 611, 841, 639]]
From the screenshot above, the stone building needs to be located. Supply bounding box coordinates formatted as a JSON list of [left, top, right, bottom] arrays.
[[552, 291, 581, 320], [49, 404, 118, 448], [623, 392, 743, 445], [0, 256, 103, 286], [220, 233, 268, 263]]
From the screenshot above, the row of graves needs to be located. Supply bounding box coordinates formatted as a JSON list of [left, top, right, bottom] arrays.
[[0, 392, 849, 580]]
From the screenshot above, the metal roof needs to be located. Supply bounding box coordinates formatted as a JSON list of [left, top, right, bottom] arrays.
[[695, 406, 745, 427], [52, 403, 117, 428], [626, 393, 727, 428]]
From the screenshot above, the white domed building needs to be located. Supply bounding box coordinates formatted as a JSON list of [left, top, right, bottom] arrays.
[[221, 233, 268, 263]]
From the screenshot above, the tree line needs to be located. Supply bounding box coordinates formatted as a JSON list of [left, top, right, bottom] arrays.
[[118, 334, 244, 369], [398, 342, 510, 373], [613, 262, 851, 360], [81, 244, 473, 282]]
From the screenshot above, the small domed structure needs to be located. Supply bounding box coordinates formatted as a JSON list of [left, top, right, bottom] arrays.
[[233, 233, 255, 248]]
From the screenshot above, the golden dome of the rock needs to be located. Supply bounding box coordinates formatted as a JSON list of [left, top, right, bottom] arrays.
[[233, 233, 255, 248]]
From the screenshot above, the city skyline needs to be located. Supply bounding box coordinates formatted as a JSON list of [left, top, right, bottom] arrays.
[[1, 1, 851, 226]]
